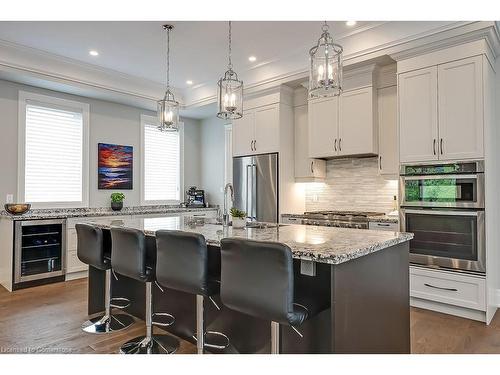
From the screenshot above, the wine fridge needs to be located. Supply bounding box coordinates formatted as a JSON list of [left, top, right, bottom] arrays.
[[14, 219, 66, 287]]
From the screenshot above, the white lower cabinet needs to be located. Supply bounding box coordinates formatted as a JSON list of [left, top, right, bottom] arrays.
[[410, 266, 486, 315]]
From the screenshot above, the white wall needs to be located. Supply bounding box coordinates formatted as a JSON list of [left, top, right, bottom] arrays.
[[0, 79, 201, 207], [199, 116, 228, 208]]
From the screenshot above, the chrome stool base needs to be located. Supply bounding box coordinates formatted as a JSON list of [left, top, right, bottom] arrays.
[[119, 335, 179, 354], [192, 331, 230, 351], [82, 313, 135, 334]]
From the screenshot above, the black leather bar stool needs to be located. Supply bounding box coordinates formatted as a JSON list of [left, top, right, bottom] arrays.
[[110, 227, 179, 354], [155, 230, 229, 354], [220, 238, 317, 354], [75, 223, 134, 334]]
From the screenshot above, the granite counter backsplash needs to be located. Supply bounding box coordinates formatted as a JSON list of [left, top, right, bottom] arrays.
[[0, 205, 217, 221]]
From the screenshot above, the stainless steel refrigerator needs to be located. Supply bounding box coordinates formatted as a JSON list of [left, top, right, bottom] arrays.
[[233, 153, 278, 223]]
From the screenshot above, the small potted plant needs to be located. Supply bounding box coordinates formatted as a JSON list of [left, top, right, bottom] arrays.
[[110, 192, 125, 211], [230, 207, 247, 229]]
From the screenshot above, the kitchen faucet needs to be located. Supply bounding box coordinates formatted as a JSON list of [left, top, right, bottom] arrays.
[[223, 183, 234, 227]]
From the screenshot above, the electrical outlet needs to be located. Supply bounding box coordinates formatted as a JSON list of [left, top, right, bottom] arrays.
[[312, 194, 319, 202], [6, 194, 13, 204]]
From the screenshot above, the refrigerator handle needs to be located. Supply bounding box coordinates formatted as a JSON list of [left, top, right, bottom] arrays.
[[252, 164, 257, 221], [246, 165, 252, 220]]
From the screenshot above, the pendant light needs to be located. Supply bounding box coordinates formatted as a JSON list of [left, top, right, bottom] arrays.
[[309, 21, 343, 98], [157, 24, 179, 132], [216, 21, 243, 120]]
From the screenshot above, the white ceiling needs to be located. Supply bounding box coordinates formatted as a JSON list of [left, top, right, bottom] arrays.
[[0, 21, 379, 90], [0, 21, 482, 119]]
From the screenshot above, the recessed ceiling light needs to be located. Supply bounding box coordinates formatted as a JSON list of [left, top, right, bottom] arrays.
[[248, 56, 257, 62], [186, 80, 193, 85], [346, 21, 357, 27], [89, 50, 99, 56]]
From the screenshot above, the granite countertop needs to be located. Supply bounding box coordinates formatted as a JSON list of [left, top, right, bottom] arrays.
[[282, 213, 399, 224], [0, 205, 217, 221], [85, 215, 413, 265]]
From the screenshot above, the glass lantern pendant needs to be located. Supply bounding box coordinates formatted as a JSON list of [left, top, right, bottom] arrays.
[[309, 22, 343, 98], [157, 24, 179, 132], [217, 21, 243, 120]]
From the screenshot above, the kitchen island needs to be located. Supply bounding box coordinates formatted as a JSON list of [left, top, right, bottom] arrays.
[[85, 215, 413, 354]]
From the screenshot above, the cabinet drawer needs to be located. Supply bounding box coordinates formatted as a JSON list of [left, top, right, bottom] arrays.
[[67, 250, 87, 273], [368, 222, 399, 231], [410, 267, 485, 311]]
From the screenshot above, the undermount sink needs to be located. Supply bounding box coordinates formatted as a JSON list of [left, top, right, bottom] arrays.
[[245, 222, 287, 229]]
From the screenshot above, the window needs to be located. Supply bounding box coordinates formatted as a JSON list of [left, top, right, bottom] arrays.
[[141, 115, 183, 204], [18, 91, 89, 208]]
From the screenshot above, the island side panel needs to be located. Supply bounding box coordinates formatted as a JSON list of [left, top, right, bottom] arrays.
[[331, 242, 410, 353]]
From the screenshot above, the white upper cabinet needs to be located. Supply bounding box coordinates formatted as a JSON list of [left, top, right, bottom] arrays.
[[378, 86, 399, 176], [308, 96, 338, 158], [232, 104, 280, 156], [308, 87, 378, 159], [294, 104, 326, 181], [399, 53, 485, 164], [399, 66, 439, 163], [338, 87, 377, 156], [232, 110, 256, 157], [437, 56, 484, 160], [254, 104, 280, 154]]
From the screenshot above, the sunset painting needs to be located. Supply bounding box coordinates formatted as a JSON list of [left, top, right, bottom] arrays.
[[98, 143, 133, 189]]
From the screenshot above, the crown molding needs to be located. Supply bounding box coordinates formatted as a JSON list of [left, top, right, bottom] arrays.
[[0, 37, 184, 105]]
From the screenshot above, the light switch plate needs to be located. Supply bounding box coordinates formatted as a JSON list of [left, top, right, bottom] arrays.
[[6, 194, 13, 204]]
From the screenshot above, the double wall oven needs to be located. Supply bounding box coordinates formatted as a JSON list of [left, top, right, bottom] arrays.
[[400, 161, 485, 273]]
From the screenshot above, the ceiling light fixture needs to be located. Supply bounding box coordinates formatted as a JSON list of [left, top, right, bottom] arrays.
[[186, 80, 193, 85], [89, 50, 99, 56], [157, 24, 179, 132], [248, 56, 257, 62], [308, 21, 343, 98], [346, 21, 357, 26], [216, 21, 243, 120]]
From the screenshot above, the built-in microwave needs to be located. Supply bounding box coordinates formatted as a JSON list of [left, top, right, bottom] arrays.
[[400, 161, 485, 273], [400, 161, 484, 209]]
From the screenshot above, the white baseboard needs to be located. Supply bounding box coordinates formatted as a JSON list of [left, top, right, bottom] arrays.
[[65, 270, 88, 281], [411, 297, 486, 323]]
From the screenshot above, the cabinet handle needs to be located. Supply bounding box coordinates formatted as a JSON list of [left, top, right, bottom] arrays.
[[424, 283, 458, 292], [433, 139, 436, 155], [379, 156, 382, 170], [310, 161, 314, 174], [334, 139, 337, 151], [254, 139, 257, 151], [251, 140, 255, 151], [440, 138, 443, 155], [339, 138, 342, 152]]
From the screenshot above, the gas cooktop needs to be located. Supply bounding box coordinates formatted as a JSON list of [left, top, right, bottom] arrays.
[[301, 210, 385, 229]]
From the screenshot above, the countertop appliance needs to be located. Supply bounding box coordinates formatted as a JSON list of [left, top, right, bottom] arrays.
[[185, 186, 206, 207], [297, 210, 386, 229], [14, 219, 66, 289], [400, 160, 485, 273], [233, 153, 278, 223]]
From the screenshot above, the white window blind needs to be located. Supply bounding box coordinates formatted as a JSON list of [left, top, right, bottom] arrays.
[[143, 121, 180, 202], [24, 102, 84, 204]]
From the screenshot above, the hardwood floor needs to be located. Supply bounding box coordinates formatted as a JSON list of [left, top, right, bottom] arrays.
[[1, 278, 500, 354]]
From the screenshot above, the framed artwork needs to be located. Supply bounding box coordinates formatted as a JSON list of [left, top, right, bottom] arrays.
[[98, 143, 133, 190]]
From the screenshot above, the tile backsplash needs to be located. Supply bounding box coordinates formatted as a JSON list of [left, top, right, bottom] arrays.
[[305, 157, 398, 213]]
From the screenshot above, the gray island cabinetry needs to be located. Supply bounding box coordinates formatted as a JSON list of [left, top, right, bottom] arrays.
[[85, 215, 413, 354]]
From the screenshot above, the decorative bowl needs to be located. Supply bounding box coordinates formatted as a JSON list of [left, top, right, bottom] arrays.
[[4, 203, 31, 215]]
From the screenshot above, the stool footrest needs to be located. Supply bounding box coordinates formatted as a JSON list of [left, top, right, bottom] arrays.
[[110, 297, 131, 309], [152, 312, 175, 327], [192, 330, 230, 350]]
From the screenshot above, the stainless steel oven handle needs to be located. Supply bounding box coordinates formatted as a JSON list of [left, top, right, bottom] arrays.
[[402, 209, 479, 216], [424, 283, 458, 292], [401, 174, 479, 181]]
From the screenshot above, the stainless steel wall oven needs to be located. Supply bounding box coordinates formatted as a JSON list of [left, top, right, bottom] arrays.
[[400, 161, 485, 273]]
